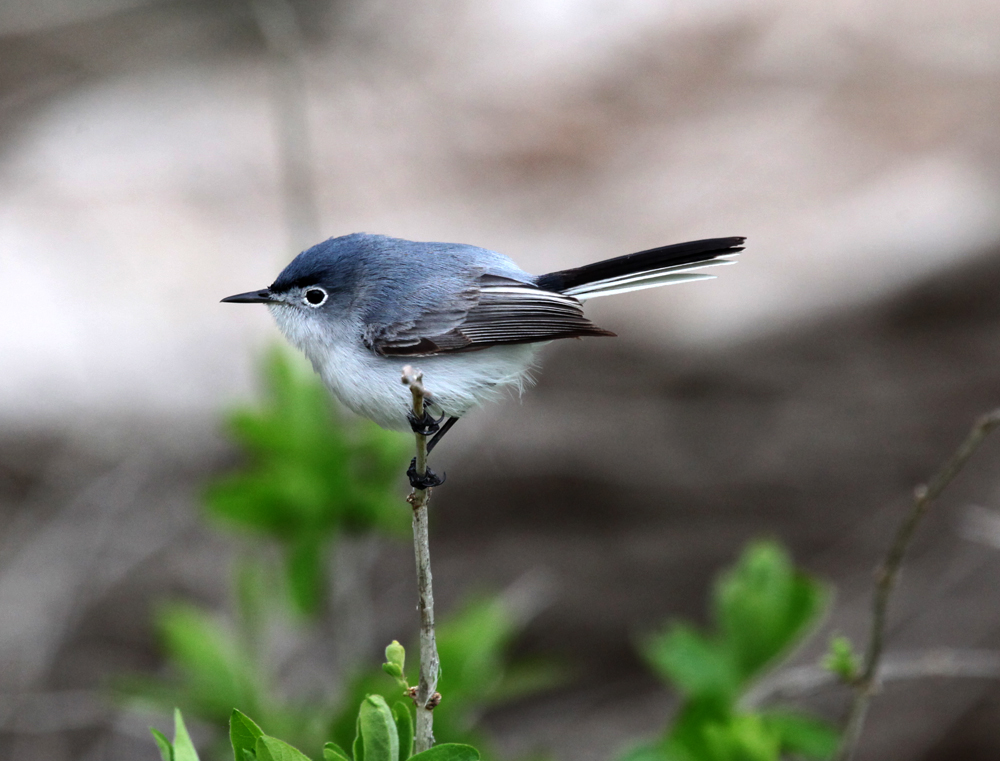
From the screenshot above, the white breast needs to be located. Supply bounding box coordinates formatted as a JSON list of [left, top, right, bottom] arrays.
[[270, 305, 540, 431]]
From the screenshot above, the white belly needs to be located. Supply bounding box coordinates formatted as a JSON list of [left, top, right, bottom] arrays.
[[270, 305, 540, 430], [320, 342, 540, 431]]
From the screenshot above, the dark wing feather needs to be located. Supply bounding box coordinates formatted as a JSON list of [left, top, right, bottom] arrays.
[[365, 275, 614, 357]]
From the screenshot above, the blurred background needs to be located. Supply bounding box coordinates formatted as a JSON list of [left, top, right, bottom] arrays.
[[3, 0, 1000, 759]]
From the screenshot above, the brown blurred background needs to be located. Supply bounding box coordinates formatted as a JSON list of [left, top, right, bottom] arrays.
[[3, 1, 1000, 759]]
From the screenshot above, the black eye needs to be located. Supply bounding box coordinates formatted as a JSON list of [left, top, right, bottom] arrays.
[[305, 288, 327, 306]]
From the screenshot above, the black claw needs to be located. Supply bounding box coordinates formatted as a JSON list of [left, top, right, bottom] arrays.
[[407, 458, 446, 489], [407, 409, 445, 436]]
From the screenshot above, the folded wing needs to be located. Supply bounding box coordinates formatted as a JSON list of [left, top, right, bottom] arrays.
[[364, 275, 614, 357]]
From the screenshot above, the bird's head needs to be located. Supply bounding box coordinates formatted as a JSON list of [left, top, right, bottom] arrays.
[[222, 234, 376, 354]]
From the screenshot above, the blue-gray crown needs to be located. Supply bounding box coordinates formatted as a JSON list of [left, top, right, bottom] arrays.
[[269, 233, 375, 293]]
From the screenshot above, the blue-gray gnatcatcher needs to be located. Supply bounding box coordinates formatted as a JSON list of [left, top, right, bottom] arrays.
[[223, 233, 744, 485]]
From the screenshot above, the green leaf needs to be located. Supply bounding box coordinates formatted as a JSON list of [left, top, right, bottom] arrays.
[[230, 709, 264, 761], [323, 742, 352, 761], [353, 711, 365, 761], [255, 735, 314, 761], [408, 744, 481, 761], [360, 695, 399, 761], [172, 709, 201, 761], [383, 641, 406, 681], [386, 641, 406, 673], [636, 542, 835, 761], [714, 541, 828, 685], [155, 603, 259, 721], [150, 727, 173, 761], [761, 711, 839, 760], [643, 623, 739, 700], [392, 702, 414, 760], [822, 635, 859, 683], [243, 751, 256, 761], [205, 346, 409, 538], [700, 714, 780, 761], [665, 698, 743, 760], [203, 346, 410, 632]]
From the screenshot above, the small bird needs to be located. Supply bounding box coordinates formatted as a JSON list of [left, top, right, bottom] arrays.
[[223, 233, 744, 485]]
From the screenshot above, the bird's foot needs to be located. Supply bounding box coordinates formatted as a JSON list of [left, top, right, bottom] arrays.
[[407, 408, 445, 436], [407, 458, 445, 490]]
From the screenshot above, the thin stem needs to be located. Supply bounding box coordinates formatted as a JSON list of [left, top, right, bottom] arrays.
[[836, 409, 1000, 761], [401, 366, 441, 753], [742, 648, 1000, 709]]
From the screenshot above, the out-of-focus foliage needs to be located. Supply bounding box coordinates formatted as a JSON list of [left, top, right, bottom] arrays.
[[128, 589, 552, 759], [622, 542, 839, 761], [140, 349, 840, 761], [152, 701, 482, 761], [205, 347, 409, 614], [822, 635, 860, 684], [126, 347, 554, 761], [121, 587, 326, 759], [437, 595, 565, 716], [144, 542, 836, 761], [329, 597, 564, 753]]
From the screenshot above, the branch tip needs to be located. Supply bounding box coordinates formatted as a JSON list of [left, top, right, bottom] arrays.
[[401, 365, 424, 391]]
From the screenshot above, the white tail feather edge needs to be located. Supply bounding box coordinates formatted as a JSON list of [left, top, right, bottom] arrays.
[[571, 272, 717, 300], [562, 257, 736, 294], [563, 257, 737, 300]]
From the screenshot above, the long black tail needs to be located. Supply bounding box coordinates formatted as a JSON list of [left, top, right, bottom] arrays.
[[535, 237, 745, 298]]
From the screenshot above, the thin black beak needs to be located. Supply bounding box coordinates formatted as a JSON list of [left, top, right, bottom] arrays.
[[221, 289, 273, 304]]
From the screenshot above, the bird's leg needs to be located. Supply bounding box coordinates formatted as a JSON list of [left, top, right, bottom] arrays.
[[406, 406, 456, 489], [427, 416, 459, 453], [406, 413, 458, 489]]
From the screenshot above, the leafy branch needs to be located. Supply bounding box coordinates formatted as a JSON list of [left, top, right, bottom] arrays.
[[623, 541, 839, 761]]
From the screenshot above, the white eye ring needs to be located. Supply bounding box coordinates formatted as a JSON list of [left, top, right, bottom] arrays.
[[303, 287, 328, 307]]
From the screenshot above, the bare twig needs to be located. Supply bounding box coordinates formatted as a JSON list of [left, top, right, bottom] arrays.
[[401, 366, 441, 752], [742, 648, 1000, 709], [836, 409, 1000, 761]]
